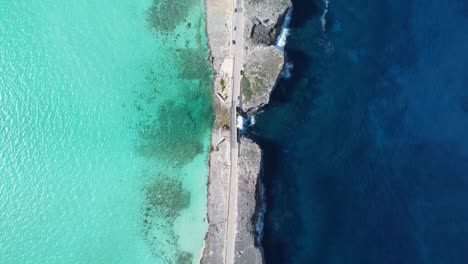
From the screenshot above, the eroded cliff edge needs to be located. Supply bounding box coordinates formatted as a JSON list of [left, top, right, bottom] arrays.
[[234, 138, 263, 263], [202, 0, 291, 263], [242, 0, 291, 112], [235, 1, 291, 263]]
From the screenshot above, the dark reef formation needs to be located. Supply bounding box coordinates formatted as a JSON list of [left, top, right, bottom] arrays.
[[147, 0, 199, 32], [134, 2, 214, 263], [142, 175, 192, 263]]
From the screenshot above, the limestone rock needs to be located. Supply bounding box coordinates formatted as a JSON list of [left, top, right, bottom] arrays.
[[235, 138, 263, 264], [241, 0, 291, 111], [242, 46, 284, 112], [251, 23, 276, 46]]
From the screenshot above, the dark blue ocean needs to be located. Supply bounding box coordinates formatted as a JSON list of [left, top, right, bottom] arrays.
[[253, 0, 468, 263]]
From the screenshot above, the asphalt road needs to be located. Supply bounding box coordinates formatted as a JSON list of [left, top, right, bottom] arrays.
[[224, 0, 244, 263]]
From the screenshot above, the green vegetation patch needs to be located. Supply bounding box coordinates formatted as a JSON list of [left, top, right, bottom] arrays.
[[215, 108, 230, 129], [253, 76, 266, 92], [241, 73, 272, 102], [220, 78, 226, 93], [241, 76, 253, 101]]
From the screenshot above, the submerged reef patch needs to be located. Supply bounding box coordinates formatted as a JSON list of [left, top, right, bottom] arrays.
[[136, 99, 208, 165], [136, 1, 213, 261], [176, 251, 194, 264], [144, 174, 190, 219], [176, 48, 212, 84], [142, 174, 192, 262], [147, 0, 199, 32], [134, 46, 213, 165]]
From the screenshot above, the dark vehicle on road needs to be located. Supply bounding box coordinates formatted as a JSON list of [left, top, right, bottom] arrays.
[[232, 40, 236, 45]]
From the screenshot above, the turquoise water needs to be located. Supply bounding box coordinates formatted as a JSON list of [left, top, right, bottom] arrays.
[[0, 1, 212, 263]]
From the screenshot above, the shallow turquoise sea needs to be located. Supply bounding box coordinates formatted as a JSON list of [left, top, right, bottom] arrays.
[[0, 1, 212, 263]]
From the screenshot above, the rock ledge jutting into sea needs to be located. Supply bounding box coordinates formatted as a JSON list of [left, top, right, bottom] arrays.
[[202, 0, 291, 263], [242, 0, 291, 112]]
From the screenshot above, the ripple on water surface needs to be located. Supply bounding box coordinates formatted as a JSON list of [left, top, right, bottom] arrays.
[[0, 0, 212, 263]]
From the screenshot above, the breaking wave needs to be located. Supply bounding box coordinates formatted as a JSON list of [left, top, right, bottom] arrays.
[[321, 0, 330, 32], [275, 7, 293, 51], [255, 177, 267, 245], [248, 115, 256, 126]]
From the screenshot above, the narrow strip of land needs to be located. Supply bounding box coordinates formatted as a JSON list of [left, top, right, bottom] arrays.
[[224, 0, 244, 263]]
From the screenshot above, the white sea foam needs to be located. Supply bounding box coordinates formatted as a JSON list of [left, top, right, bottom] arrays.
[[276, 28, 290, 50], [237, 115, 245, 130], [275, 8, 293, 51], [248, 115, 256, 126], [256, 177, 267, 244], [321, 0, 330, 32], [281, 61, 294, 79]]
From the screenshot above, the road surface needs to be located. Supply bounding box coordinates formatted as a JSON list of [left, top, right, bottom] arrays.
[[224, 0, 244, 263]]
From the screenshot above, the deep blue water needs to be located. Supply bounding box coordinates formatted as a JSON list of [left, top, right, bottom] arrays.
[[253, 0, 468, 263]]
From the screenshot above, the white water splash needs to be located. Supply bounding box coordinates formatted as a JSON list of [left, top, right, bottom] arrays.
[[276, 28, 290, 50], [321, 0, 329, 32], [275, 8, 293, 50], [248, 115, 256, 126], [237, 115, 245, 130], [255, 177, 267, 244], [281, 61, 294, 79]]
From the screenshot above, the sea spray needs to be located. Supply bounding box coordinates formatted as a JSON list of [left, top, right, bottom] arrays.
[[321, 0, 330, 31], [255, 175, 267, 245], [275, 7, 293, 51], [249, 115, 256, 126], [237, 115, 245, 130], [281, 61, 294, 79]]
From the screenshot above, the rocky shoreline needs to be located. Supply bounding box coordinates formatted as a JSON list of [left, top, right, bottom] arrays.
[[201, 0, 291, 263]]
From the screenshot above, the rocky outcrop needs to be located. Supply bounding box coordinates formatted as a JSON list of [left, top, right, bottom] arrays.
[[248, 3, 290, 46], [234, 138, 263, 264], [203, 0, 291, 263], [241, 46, 284, 111], [244, 0, 291, 47], [251, 22, 277, 46], [233, 0, 291, 264], [244, 0, 292, 32], [242, 0, 291, 112]]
